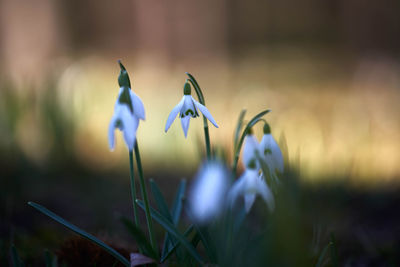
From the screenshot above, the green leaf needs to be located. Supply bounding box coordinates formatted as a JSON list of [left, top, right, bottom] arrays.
[[44, 249, 57, 267], [28, 202, 130, 267], [232, 109, 271, 173], [194, 225, 217, 263], [120, 217, 158, 260], [150, 179, 174, 260], [161, 179, 186, 260], [171, 179, 186, 226], [161, 225, 194, 263], [315, 242, 331, 267], [136, 200, 203, 264], [330, 233, 339, 267], [233, 110, 246, 150], [150, 179, 173, 223], [11, 245, 24, 267]]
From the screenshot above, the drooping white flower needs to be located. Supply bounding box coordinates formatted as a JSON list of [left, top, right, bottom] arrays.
[[189, 161, 229, 224], [108, 102, 139, 151], [242, 132, 260, 169], [108, 61, 145, 151], [259, 123, 284, 175], [228, 161, 275, 213], [165, 81, 218, 138]]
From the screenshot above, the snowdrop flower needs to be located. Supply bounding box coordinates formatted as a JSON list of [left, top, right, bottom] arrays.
[[165, 81, 218, 138], [108, 61, 145, 151], [189, 161, 229, 224], [229, 159, 275, 213], [242, 130, 260, 168], [259, 123, 284, 175]]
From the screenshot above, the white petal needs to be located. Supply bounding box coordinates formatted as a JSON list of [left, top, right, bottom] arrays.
[[244, 193, 256, 213], [256, 177, 275, 212], [261, 134, 284, 174], [243, 134, 260, 168], [119, 105, 138, 150], [130, 90, 146, 120], [108, 116, 117, 151], [180, 116, 191, 138], [165, 97, 184, 132], [192, 97, 218, 128], [270, 138, 284, 174], [179, 95, 196, 117], [228, 175, 246, 208]]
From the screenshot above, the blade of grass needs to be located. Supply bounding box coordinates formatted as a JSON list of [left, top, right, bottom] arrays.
[[28, 202, 130, 267], [161, 225, 194, 263], [186, 73, 212, 159], [150, 179, 173, 222], [330, 233, 339, 267], [136, 200, 203, 264], [44, 249, 57, 267], [171, 179, 186, 225], [233, 109, 246, 150], [315, 242, 331, 267], [11, 245, 24, 267], [120, 217, 158, 260], [162, 179, 186, 259]]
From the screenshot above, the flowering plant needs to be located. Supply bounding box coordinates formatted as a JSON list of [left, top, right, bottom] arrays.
[[27, 62, 334, 267]]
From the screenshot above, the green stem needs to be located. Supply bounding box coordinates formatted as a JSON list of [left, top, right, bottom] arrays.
[[202, 117, 211, 159], [129, 151, 140, 227], [134, 141, 158, 256], [186, 72, 211, 159]]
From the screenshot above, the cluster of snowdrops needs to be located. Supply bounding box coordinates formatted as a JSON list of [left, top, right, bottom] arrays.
[[29, 61, 285, 266]]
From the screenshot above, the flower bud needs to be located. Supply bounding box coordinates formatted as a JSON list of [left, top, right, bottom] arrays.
[[263, 123, 271, 134], [118, 60, 131, 88], [183, 81, 191, 95]]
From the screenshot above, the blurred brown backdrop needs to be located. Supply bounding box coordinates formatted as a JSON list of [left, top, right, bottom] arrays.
[[1, 0, 400, 183]]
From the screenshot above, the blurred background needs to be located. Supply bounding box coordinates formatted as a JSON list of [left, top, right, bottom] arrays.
[[1, 0, 400, 265]]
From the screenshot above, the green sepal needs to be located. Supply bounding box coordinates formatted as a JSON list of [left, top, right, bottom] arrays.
[[118, 60, 131, 88], [247, 159, 257, 169], [183, 81, 191, 95], [118, 86, 134, 113], [263, 122, 271, 134]]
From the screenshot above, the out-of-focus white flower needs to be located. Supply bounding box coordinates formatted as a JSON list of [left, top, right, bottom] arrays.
[[242, 132, 260, 169], [259, 123, 284, 175], [108, 61, 145, 151], [228, 160, 275, 213], [189, 161, 229, 224], [165, 81, 218, 138]]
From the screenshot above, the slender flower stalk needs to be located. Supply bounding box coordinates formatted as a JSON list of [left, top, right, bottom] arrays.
[[129, 151, 140, 227], [186, 73, 213, 159], [108, 61, 156, 254], [134, 142, 158, 254]]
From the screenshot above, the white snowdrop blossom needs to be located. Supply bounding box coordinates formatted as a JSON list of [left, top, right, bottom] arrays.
[[242, 133, 260, 169], [108, 62, 145, 151], [259, 123, 284, 175], [228, 164, 275, 213], [165, 82, 218, 138], [189, 161, 229, 224]]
